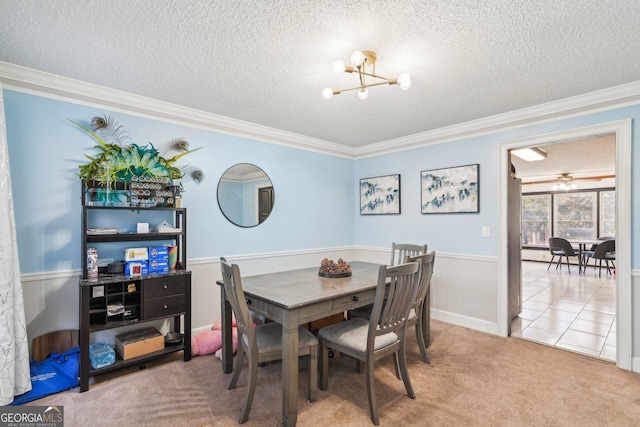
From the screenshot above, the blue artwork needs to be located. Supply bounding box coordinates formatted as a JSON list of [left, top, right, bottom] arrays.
[[421, 164, 479, 213], [360, 174, 401, 215]]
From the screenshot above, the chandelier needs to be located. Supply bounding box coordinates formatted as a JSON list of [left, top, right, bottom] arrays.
[[322, 50, 411, 100]]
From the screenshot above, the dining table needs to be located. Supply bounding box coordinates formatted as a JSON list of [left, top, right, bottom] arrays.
[[216, 260, 430, 426], [567, 238, 603, 273]]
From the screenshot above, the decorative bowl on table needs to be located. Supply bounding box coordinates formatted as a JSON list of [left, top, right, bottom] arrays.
[[318, 258, 352, 278]]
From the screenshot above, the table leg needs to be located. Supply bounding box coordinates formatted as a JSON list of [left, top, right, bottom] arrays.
[[282, 310, 299, 427], [220, 287, 234, 374]]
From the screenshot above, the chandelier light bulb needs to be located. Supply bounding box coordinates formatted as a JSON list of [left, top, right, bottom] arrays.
[[397, 73, 412, 90], [357, 87, 369, 100], [322, 88, 334, 100], [333, 60, 346, 74], [350, 50, 365, 67]]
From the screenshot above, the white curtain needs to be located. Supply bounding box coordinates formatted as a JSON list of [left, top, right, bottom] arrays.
[[0, 83, 31, 404]]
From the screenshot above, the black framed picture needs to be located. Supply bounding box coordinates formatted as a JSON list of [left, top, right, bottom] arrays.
[[360, 174, 401, 215], [421, 164, 479, 213]]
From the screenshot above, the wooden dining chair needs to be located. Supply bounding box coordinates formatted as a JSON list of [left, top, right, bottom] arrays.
[[347, 242, 427, 322], [390, 242, 428, 266], [220, 257, 319, 424], [347, 252, 436, 370], [404, 252, 436, 364], [318, 261, 421, 426]]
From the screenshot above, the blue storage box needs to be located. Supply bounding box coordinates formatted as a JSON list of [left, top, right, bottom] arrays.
[[148, 259, 169, 274], [148, 246, 169, 261], [89, 342, 115, 369]]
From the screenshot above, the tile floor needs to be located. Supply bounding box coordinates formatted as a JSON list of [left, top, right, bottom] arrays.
[[510, 260, 616, 362]]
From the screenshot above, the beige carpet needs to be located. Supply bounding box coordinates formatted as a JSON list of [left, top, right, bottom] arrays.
[[27, 320, 640, 426]]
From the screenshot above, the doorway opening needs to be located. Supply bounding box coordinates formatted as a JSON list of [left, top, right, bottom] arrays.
[[498, 120, 632, 370]]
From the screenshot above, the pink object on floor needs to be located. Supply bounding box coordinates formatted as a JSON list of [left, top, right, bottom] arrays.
[[192, 316, 238, 356]]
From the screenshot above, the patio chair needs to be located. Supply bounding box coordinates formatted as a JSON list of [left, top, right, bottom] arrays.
[[547, 237, 580, 274]]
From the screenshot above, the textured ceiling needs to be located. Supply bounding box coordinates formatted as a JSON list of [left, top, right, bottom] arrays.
[[1, 0, 639, 151], [511, 135, 616, 182]]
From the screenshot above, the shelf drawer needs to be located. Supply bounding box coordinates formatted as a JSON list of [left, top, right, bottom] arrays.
[[143, 276, 186, 300], [143, 294, 186, 318]]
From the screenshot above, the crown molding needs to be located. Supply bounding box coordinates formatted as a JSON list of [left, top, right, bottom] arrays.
[[0, 61, 356, 159], [355, 80, 640, 158], [1, 61, 639, 160]]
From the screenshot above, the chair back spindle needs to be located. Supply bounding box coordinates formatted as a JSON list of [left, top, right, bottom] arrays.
[[220, 257, 254, 347], [369, 262, 421, 346], [405, 252, 436, 312], [390, 242, 427, 266]]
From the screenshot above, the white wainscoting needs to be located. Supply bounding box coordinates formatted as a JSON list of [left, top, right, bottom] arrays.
[[21, 250, 640, 372], [21, 270, 80, 353], [21, 246, 500, 348], [193, 247, 499, 335]]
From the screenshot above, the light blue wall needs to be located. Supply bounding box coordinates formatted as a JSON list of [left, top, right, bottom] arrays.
[[4, 90, 354, 273], [5, 89, 640, 274], [355, 106, 640, 263], [355, 136, 497, 255]]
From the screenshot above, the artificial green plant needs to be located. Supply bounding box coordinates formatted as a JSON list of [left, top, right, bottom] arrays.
[[73, 115, 204, 187]]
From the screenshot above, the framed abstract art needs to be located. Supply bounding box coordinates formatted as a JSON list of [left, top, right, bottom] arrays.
[[420, 164, 479, 213], [360, 174, 401, 215]]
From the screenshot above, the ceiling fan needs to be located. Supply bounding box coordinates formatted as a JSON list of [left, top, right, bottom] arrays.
[[521, 173, 616, 187]]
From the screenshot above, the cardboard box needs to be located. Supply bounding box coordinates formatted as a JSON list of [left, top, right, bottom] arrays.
[[125, 247, 149, 261], [115, 327, 164, 360]]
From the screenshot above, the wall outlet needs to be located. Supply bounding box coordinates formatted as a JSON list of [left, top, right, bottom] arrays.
[[482, 226, 490, 237]]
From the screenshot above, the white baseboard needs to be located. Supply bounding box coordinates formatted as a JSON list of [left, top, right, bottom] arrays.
[[431, 308, 498, 335]]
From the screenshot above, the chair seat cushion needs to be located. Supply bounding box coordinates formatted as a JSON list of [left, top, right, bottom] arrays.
[[318, 318, 398, 353], [551, 249, 566, 256], [247, 322, 317, 354]]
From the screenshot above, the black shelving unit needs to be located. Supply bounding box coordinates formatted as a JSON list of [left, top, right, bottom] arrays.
[[79, 182, 191, 392]]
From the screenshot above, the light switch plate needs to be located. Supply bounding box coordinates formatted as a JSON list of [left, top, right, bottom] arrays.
[[482, 226, 490, 237]]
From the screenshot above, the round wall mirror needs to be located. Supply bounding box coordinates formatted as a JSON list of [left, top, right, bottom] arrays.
[[217, 163, 274, 227]]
